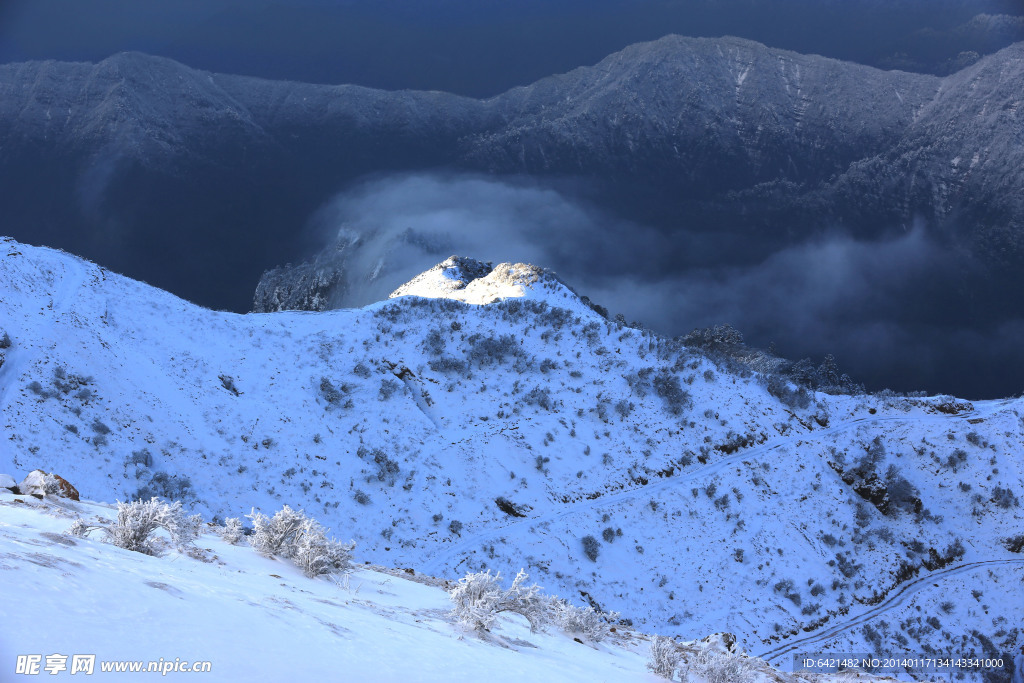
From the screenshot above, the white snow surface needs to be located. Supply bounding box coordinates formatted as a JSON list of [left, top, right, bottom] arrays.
[[389, 255, 591, 314], [1, 237, 1022, 681]]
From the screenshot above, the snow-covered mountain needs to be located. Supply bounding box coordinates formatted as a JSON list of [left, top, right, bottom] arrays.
[[2, 38, 1024, 315], [1, 238, 1022, 681]]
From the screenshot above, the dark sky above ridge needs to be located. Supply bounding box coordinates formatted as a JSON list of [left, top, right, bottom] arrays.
[[1, 0, 1022, 95], [1, 0, 1023, 399]]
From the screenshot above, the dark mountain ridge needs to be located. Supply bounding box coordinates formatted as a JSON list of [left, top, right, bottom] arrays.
[[1, 37, 1023, 396]]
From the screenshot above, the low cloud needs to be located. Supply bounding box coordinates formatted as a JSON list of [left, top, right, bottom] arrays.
[[306, 172, 1017, 398]]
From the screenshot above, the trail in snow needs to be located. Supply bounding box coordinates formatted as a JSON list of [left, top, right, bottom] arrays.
[[420, 403, 1011, 576], [757, 559, 1024, 663]]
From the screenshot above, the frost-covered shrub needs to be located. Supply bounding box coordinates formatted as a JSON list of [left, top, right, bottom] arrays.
[[352, 362, 372, 378], [449, 569, 547, 633], [684, 644, 754, 683], [0, 331, 11, 349], [104, 498, 201, 556], [51, 366, 94, 396], [67, 518, 99, 538], [247, 505, 307, 557], [218, 517, 245, 545], [581, 534, 600, 561], [291, 518, 355, 578], [648, 635, 682, 678], [247, 505, 354, 577], [548, 599, 619, 642]]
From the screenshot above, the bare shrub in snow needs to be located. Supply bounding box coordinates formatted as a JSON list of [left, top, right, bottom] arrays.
[[449, 569, 547, 633], [218, 517, 245, 545], [378, 379, 401, 400], [104, 498, 202, 556], [548, 599, 620, 642], [581, 534, 600, 561], [522, 386, 553, 411], [654, 370, 692, 415], [992, 486, 1020, 509], [648, 635, 683, 678], [467, 334, 522, 368]]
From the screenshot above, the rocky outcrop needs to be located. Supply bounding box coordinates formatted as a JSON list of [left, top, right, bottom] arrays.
[[18, 470, 80, 501], [0, 473, 18, 493]]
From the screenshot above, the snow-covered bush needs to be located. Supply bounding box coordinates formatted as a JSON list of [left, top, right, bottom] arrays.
[[291, 517, 355, 578], [548, 599, 620, 642], [449, 569, 547, 633], [247, 505, 307, 557], [647, 635, 682, 678], [218, 517, 245, 545], [104, 498, 201, 556], [683, 643, 754, 683], [67, 518, 97, 538], [246, 505, 354, 578]]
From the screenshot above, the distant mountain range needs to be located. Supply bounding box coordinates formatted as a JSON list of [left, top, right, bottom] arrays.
[[2, 36, 1023, 315]]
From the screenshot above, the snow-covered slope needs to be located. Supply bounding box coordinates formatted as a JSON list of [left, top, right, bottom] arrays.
[[1, 238, 1022, 681], [0, 493, 915, 682]]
